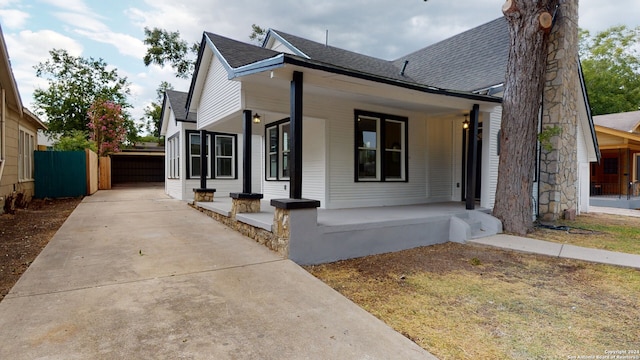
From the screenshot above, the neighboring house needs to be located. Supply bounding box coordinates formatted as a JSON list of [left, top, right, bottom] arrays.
[[0, 25, 46, 213], [165, 17, 599, 263], [590, 110, 640, 202]]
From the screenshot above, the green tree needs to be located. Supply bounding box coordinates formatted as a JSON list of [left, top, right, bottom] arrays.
[[143, 27, 199, 79], [579, 25, 640, 115], [33, 49, 133, 140], [249, 24, 266, 44], [53, 130, 97, 152], [142, 81, 173, 138]]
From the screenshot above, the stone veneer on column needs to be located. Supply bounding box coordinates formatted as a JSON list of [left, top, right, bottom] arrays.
[[539, 0, 580, 221]]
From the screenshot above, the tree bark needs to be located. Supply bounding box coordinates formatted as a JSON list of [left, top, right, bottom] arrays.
[[493, 0, 560, 235]]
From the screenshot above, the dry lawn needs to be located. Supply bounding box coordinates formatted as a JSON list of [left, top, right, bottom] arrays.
[[528, 212, 640, 255], [305, 213, 640, 360]]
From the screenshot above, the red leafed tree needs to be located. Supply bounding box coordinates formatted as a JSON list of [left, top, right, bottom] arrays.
[[492, 0, 561, 234], [87, 99, 127, 157]]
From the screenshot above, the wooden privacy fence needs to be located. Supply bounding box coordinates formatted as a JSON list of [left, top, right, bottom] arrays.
[[34, 149, 109, 198]]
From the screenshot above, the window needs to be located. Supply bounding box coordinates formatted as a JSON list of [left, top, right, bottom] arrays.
[[189, 132, 209, 178], [265, 120, 290, 180], [603, 157, 618, 175], [167, 135, 179, 179], [354, 110, 407, 182], [18, 128, 35, 181], [186, 131, 236, 179], [215, 135, 235, 178]]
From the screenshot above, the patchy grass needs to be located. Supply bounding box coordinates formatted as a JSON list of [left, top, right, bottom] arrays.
[[305, 243, 640, 360], [529, 213, 640, 255]]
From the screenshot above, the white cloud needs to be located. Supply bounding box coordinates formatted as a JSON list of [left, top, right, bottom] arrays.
[[40, 0, 95, 16], [4, 29, 83, 109], [0, 9, 30, 29], [53, 11, 108, 32], [73, 29, 146, 58]]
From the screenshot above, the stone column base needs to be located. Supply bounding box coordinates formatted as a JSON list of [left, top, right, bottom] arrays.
[[193, 188, 216, 203], [230, 193, 263, 217]]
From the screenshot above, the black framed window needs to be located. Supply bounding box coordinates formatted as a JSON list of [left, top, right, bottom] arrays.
[[265, 119, 290, 180], [355, 110, 407, 182], [186, 130, 237, 179]]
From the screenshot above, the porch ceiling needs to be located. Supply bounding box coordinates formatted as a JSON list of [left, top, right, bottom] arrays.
[[240, 65, 502, 117]]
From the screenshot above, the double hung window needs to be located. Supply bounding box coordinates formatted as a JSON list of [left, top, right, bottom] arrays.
[[355, 110, 407, 182], [266, 120, 290, 180], [186, 131, 236, 179], [167, 135, 180, 179], [18, 128, 35, 181]]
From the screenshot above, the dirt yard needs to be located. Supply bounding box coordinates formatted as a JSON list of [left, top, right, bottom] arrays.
[[306, 213, 640, 359], [0, 197, 82, 300]]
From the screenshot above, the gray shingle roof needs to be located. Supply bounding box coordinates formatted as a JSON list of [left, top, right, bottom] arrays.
[[269, 30, 415, 82], [203, 17, 509, 93], [166, 90, 196, 122], [393, 17, 509, 92], [205, 32, 281, 68], [593, 110, 640, 133]]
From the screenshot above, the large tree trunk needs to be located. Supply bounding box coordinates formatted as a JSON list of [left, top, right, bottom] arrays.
[[493, 0, 560, 234]]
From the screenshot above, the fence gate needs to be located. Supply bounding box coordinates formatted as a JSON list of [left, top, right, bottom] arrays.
[[34, 151, 87, 198]]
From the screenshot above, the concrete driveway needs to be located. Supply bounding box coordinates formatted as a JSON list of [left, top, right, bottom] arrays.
[[0, 185, 435, 359]]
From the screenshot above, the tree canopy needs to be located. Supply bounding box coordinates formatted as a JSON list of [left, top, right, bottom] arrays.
[[143, 27, 199, 79], [579, 25, 640, 115], [142, 81, 173, 137], [33, 49, 135, 142]]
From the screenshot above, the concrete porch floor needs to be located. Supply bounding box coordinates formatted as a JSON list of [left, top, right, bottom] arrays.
[[197, 197, 488, 228]]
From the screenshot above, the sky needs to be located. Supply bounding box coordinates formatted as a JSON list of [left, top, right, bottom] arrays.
[[1, 0, 639, 135]]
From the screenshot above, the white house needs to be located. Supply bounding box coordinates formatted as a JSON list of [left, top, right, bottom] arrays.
[[163, 17, 599, 264]]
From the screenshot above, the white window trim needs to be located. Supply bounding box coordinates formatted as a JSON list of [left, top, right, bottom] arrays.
[[266, 121, 291, 181], [214, 134, 235, 179], [18, 126, 35, 182], [167, 135, 180, 179]]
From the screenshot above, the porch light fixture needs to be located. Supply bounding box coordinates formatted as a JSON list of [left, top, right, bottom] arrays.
[[252, 113, 262, 124], [462, 114, 469, 129]]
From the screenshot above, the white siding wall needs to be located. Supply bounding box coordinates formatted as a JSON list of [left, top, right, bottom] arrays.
[[198, 56, 241, 129], [325, 102, 428, 209], [481, 108, 502, 209], [182, 133, 257, 200], [426, 117, 454, 201], [164, 112, 185, 200], [267, 39, 298, 55]]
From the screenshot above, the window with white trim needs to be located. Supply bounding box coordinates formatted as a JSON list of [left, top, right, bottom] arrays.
[[215, 134, 235, 178], [265, 120, 290, 180], [167, 135, 179, 179], [186, 131, 236, 179], [18, 127, 35, 181], [355, 110, 407, 182]]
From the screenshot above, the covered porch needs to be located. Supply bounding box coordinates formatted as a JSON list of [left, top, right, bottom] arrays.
[[192, 198, 502, 264]]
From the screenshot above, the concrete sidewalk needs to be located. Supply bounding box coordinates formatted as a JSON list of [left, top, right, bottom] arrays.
[[469, 234, 640, 269], [0, 186, 435, 360]]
